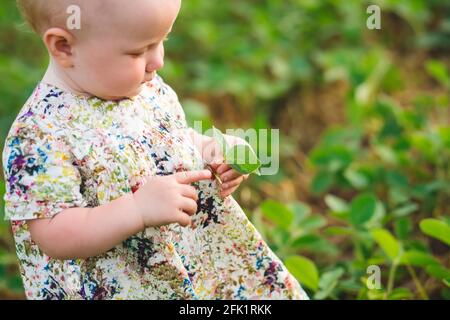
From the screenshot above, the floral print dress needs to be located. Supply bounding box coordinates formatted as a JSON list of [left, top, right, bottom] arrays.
[[2, 74, 309, 300]]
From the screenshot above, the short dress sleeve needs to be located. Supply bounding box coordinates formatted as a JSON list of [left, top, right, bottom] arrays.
[[2, 119, 87, 221]]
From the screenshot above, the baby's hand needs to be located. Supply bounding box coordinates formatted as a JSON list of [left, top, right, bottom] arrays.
[[208, 159, 249, 198], [188, 128, 252, 198], [132, 170, 212, 227]]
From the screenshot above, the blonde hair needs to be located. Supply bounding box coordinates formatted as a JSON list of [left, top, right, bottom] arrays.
[[17, 0, 50, 34], [16, 0, 86, 35]]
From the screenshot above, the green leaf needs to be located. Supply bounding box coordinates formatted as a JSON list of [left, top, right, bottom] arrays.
[[324, 194, 349, 213], [371, 228, 402, 261], [314, 268, 344, 300], [212, 126, 262, 175], [349, 193, 378, 227], [392, 203, 418, 218], [324, 226, 354, 236], [400, 250, 439, 267], [226, 144, 262, 175], [290, 235, 339, 256], [212, 126, 230, 158], [419, 219, 450, 246], [310, 146, 353, 172], [299, 216, 327, 232], [444, 279, 450, 288], [394, 217, 412, 240], [291, 236, 339, 256], [344, 168, 369, 189], [288, 202, 311, 225], [388, 287, 413, 300], [385, 171, 409, 189], [374, 145, 398, 164], [285, 255, 319, 291], [260, 200, 294, 229], [311, 170, 334, 194], [425, 60, 450, 88], [365, 202, 386, 229], [426, 265, 450, 280], [291, 235, 322, 249]]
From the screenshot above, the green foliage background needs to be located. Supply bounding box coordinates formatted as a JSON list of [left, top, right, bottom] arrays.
[[0, 0, 449, 299]]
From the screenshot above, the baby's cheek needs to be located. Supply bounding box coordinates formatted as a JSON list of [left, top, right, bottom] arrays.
[[106, 63, 143, 94], [121, 61, 146, 85]]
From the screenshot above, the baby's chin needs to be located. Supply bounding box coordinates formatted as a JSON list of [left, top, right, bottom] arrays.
[[125, 80, 156, 98], [124, 84, 145, 99], [94, 85, 145, 101], [91, 75, 158, 100]]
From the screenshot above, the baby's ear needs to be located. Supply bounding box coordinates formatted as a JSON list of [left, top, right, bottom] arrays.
[[43, 28, 76, 68]]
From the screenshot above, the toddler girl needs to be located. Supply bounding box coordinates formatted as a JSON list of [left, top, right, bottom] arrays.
[[2, 0, 309, 300]]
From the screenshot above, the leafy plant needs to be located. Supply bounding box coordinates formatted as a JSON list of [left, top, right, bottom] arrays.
[[211, 126, 262, 176]]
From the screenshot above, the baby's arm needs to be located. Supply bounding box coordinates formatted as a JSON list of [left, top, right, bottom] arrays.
[[27, 170, 211, 260], [4, 113, 210, 261], [28, 193, 143, 260]]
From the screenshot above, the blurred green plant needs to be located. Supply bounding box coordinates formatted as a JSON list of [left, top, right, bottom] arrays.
[[253, 55, 449, 299]]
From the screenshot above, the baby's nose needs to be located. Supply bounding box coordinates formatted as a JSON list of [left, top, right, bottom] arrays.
[[146, 57, 164, 73]]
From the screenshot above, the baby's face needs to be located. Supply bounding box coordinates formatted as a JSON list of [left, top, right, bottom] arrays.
[[68, 0, 181, 100]]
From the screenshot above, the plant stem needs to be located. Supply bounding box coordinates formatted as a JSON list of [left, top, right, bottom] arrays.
[[406, 263, 429, 300], [205, 164, 223, 184], [385, 261, 398, 299]]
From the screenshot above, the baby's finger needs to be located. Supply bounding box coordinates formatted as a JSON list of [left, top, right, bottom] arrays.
[[209, 158, 224, 171], [179, 185, 198, 201], [178, 197, 198, 216], [175, 170, 212, 184], [220, 185, 239, 198], [221, 176, 244, 190], [216, 163, 229, 175], [220, 169, 242, 183], [176, 210, 192, 227]]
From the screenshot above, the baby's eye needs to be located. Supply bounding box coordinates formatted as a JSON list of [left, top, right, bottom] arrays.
[[127, 37, 169, 57], [128, 50, 146, 58]]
